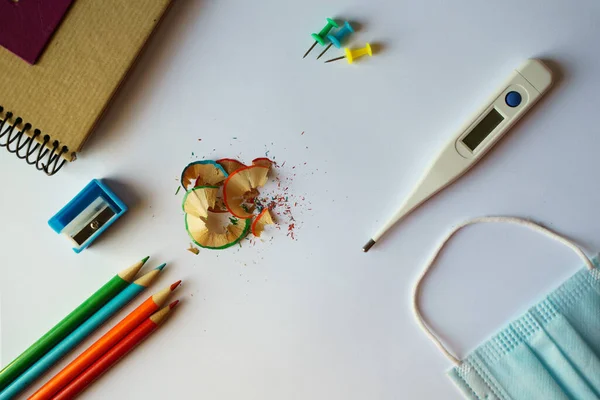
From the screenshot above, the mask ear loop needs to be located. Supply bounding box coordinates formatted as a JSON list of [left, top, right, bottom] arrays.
[[412, 216, 595, 366]]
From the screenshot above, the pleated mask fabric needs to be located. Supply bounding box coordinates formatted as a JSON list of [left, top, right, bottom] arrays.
[[413, 217, 600, 400]]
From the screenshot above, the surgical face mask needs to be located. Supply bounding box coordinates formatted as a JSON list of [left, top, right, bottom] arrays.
[[413, 216, 600, 400]]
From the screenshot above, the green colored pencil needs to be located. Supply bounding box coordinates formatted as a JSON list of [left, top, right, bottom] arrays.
[[0, 256, 149, 391]]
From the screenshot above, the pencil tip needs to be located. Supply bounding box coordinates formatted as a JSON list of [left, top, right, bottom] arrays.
[[156, 263, 167, 271], [170, 280, 182, 291], [141, 256, 150, 264], [169, 300, 180, 309]]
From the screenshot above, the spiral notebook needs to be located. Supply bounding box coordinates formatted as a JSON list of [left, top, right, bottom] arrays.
[[0, 0, 172, 175]]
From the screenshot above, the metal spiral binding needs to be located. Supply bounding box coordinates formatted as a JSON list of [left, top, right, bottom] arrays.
[[0, 105, 69, 175]]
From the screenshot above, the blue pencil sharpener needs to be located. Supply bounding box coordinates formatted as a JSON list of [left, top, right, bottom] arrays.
[[49, 179, 127, 253]]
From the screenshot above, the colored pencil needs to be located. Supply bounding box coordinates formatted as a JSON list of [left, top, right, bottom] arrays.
[[0, 264, 165, 400], [0, 257, 148, 392], [29, 281, 181, 400], [52, 302, 179, 400]]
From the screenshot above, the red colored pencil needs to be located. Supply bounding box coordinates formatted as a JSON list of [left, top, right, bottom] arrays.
[[51, 301, 179, 400]]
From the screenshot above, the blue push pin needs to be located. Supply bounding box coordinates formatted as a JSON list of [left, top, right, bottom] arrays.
[[317, 21, 354, 60]]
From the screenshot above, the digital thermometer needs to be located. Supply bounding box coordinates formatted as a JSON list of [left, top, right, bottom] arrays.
[[363, 59, 553, 252]]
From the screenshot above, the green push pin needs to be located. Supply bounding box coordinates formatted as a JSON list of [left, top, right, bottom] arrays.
[[303, 18, 339, 59]]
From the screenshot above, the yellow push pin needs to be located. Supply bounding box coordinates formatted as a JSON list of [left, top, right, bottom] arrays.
[[325, 43, 373, 64]]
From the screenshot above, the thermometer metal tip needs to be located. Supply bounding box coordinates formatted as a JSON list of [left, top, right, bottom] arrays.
[[362, 239, 375, 252]]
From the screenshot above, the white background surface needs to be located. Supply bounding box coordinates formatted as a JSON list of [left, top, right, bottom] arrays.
[[1, 0, 600, 398]]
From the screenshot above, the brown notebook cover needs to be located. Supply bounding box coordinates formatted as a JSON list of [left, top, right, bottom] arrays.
[[0, 0, 172, 174]]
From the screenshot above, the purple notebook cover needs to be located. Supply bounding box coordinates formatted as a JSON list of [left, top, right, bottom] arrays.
[[0, 0, 75, 64]]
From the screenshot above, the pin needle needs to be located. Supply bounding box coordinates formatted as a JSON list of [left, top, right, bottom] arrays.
[[324, 55, 346, 64], [317, 43, 333, 60], [303, 18, 339, 59], [303, 42, 318, 59]]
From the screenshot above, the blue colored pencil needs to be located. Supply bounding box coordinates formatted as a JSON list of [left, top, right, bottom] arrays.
[[0, 264, 166, 400]]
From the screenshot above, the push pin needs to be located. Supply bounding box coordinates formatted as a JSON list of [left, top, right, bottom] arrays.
[[325, 43, 373, 64], [317, 21, 354, 60], [303, 18, 339, 59]]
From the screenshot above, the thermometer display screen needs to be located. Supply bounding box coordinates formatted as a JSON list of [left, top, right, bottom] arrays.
[[462, 108, 504, 151]]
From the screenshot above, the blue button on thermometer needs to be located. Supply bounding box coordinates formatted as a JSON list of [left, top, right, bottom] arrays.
[[505, 91, 522, 107]]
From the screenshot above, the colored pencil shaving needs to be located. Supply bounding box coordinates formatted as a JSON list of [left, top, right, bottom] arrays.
[[181, 157, 278, 251]]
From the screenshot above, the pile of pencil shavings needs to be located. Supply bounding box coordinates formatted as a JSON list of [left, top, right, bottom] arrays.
[[180, 158, 276, 250]]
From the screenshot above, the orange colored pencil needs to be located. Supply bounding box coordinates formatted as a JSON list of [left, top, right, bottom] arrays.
[[52, 302, 179, 400], [28, 281, 181, 400]]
